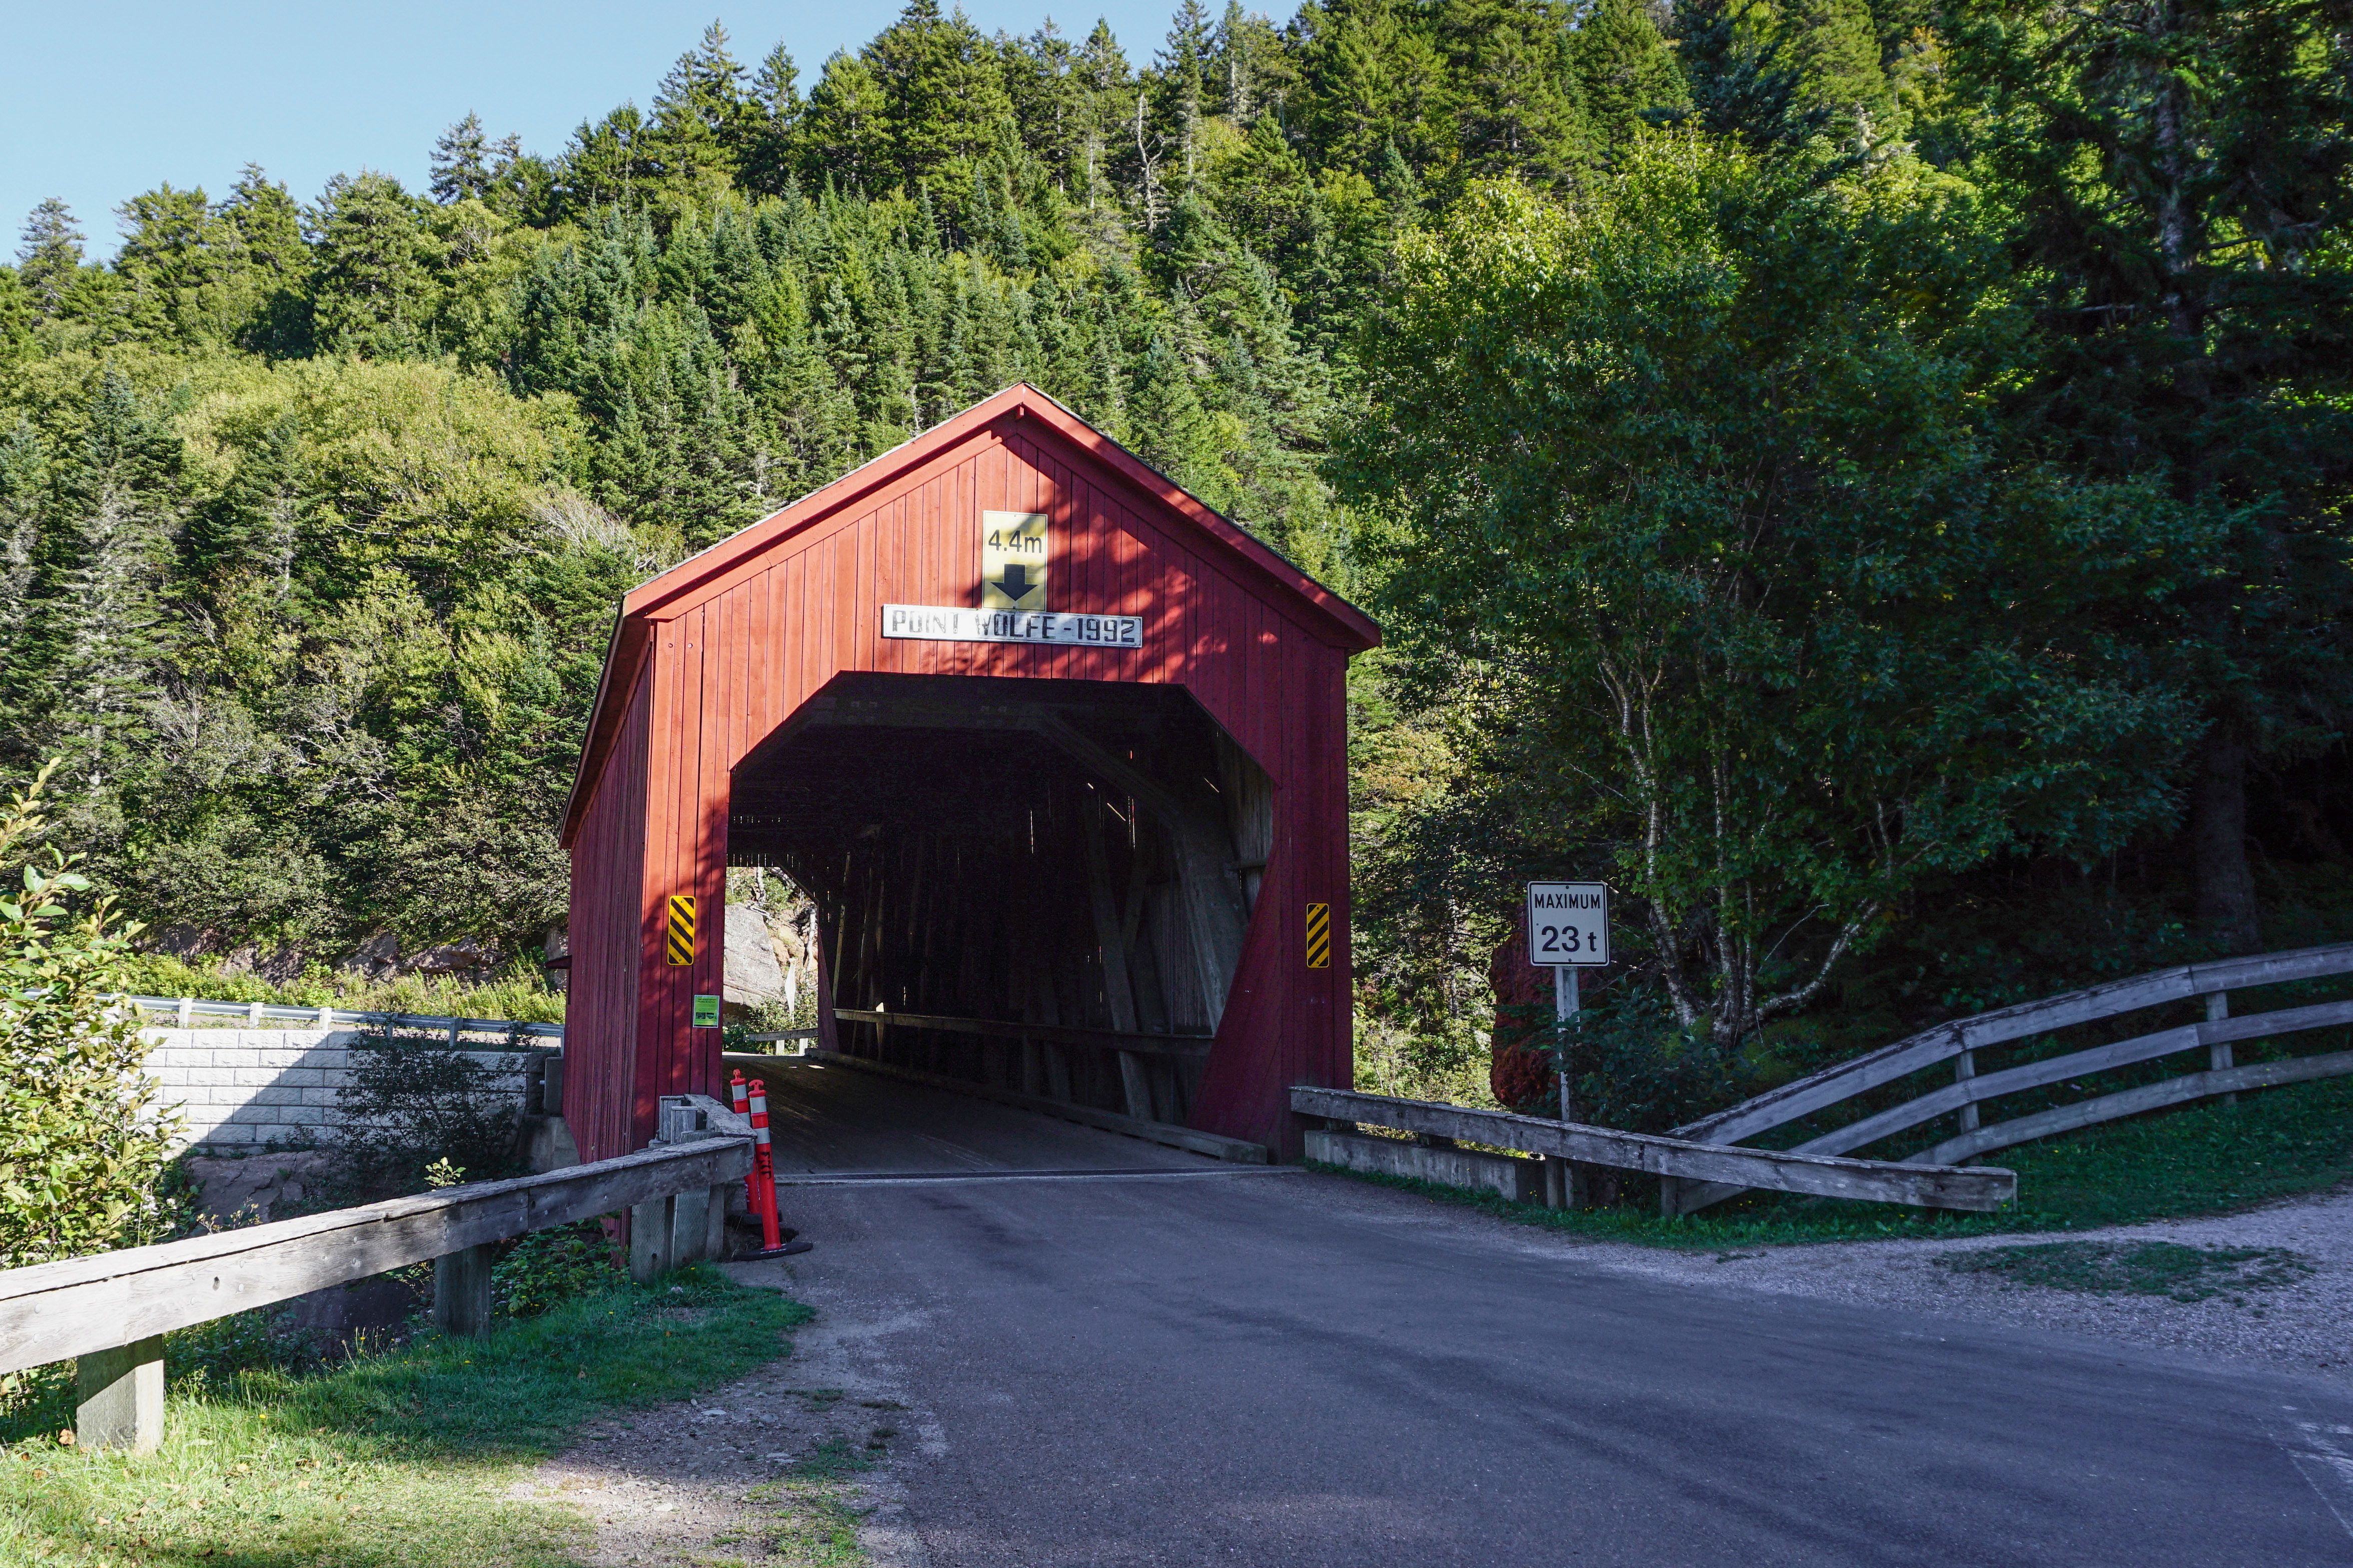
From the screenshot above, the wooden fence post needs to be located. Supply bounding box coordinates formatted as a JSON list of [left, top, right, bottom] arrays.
[[2208, 992, 2236, 1105], [629, 1196, 675, 1281], [75, 1336, 164, 1452], [432, 1243, 496, 1337], [668, 1185, 710, 1267]]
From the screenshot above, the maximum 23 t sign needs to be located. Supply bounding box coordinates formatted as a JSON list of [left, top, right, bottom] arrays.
[[1526, 882, 1609, 967]]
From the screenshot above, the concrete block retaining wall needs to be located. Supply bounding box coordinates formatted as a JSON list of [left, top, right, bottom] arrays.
[[139, 1027, 539, 1152], [1305, 1127, 1543, 1203]]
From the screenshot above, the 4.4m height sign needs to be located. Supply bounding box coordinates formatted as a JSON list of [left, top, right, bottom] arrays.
[[1526, 882, 1609, 967]]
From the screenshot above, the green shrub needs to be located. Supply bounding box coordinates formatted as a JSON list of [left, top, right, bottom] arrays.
[[493, 1219, 622, 1317], [335, 1027, 525, 1193], [0, 762, 187, 1267], [1496, 986, 1753, 1133]]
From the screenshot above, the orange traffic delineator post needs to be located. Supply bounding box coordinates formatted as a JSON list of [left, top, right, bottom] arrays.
[[740, 1074, 810, 1258], [729, 1072, 759, 1211]]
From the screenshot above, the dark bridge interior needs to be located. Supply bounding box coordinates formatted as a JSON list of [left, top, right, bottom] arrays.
[[727, 673, 1271, 1127]]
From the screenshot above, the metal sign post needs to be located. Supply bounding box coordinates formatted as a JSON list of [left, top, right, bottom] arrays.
[[1526, 882, 1610, 1124]]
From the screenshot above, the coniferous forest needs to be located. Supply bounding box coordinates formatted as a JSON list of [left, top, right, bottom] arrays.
[[2, 0, 2348, 1110]]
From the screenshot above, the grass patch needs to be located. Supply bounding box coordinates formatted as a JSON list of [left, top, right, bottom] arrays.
[[1316, 1069, 2353, 1249], [0, 1265, 811, 1566], [735, 1430, 894, 1566], [1934, 1240, 2315, 1303]]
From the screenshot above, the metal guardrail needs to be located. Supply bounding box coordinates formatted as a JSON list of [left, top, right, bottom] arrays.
[[1292, 1086, 2015, 1212], [11, 1100, 751, 1452], [1664, 942, 2353, 1215], [116, 993, 563, 1042]]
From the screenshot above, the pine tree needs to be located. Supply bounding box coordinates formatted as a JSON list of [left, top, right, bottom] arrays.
[[1436, 0, 1593, 187], [17, 199, 84, 317], [1155, 0, 1217, 189], [1949, 0, 2353, 949], [1212, 2, 1292, 123], [737, 43, 804, 196], [1289, 0, 1453, 179], [113, 184, 221, 341], [2, 370, 185, 793], [654, 20, 753, 140], [1784, 0, 1898, 142], [1672, 0, 1818, 147], [799, 53, 896, 195], [0, 422, 43, 692], [1572, 0, 1687, 148], [1075, 22, 1134, 211], [220, 166, 312, 354], [863, 0, 1014, 192], [431, 114, 495, 203], [307, 172, 434, 357]]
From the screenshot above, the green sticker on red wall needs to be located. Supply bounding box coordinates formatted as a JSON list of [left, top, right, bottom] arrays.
[[692, 995, 721, 1028]]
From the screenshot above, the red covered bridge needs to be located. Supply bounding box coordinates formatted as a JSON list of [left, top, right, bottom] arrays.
[[558, 385, 1379, 1163]]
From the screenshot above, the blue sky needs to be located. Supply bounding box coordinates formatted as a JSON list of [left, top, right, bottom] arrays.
[[3, 0, 1186, 260]]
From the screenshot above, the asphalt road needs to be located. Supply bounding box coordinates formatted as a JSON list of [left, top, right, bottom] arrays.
[[741, 1058, 2353, 1566]]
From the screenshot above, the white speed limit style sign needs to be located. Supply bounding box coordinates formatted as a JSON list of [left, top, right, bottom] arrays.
[[1526, 882, 1609, 968]]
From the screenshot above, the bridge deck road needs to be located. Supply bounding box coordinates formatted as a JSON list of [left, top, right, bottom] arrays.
[[751, 1056, 1216, 1176], [732, 1080, 2353, 1566]]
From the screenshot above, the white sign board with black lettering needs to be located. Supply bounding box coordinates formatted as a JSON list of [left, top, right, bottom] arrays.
[[1526, 882, 1609, 967]]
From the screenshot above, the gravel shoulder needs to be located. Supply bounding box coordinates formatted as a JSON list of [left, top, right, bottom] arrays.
[[510, 1270, 934, 1567], [1553, 1183, 2353, 1385]]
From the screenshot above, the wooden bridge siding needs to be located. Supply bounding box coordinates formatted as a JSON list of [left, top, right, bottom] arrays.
[[564, 663, 655, 1166], [570, 410, 1357, 1160]]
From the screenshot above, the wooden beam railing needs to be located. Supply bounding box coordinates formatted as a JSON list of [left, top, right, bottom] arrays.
[[1291, 1087, 2014, 1213], [831, 1007, 1214, 1059], [1, 1100, 750, 1453], [1663, 942, 2353, 1215]]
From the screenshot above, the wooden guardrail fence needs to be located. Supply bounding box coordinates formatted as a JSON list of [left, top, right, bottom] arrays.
[[1291, 1087, 2015, 1212], [0, 1099, 750, 1454], [1663, 942, 2353, 1215]]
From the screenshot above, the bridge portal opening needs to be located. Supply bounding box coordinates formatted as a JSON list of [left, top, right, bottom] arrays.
[[727, 673, 1271, 1126]]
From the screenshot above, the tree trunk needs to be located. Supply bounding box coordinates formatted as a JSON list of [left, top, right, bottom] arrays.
[[2190, 724, 2261, 954]]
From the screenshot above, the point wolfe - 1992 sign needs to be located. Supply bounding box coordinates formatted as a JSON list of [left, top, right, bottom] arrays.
[[881, 508, 1145, 647], [881, 604, 1144, 647]]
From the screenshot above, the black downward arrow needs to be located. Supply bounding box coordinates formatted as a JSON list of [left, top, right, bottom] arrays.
[[993, 562, 1041, 606]]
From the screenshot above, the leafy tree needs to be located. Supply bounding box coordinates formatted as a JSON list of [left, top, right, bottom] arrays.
[[1349, 141, 2200, 1046], [0, 762, 183, 1268]]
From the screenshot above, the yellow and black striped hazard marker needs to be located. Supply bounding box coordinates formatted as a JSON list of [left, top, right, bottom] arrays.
[[665, 894, 697, 966], [1305, 902, 1332, 969]]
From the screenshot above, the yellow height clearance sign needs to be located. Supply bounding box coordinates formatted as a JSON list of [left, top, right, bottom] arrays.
[[980, 511, 1048, 610], [665, 894, 697, 966]]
